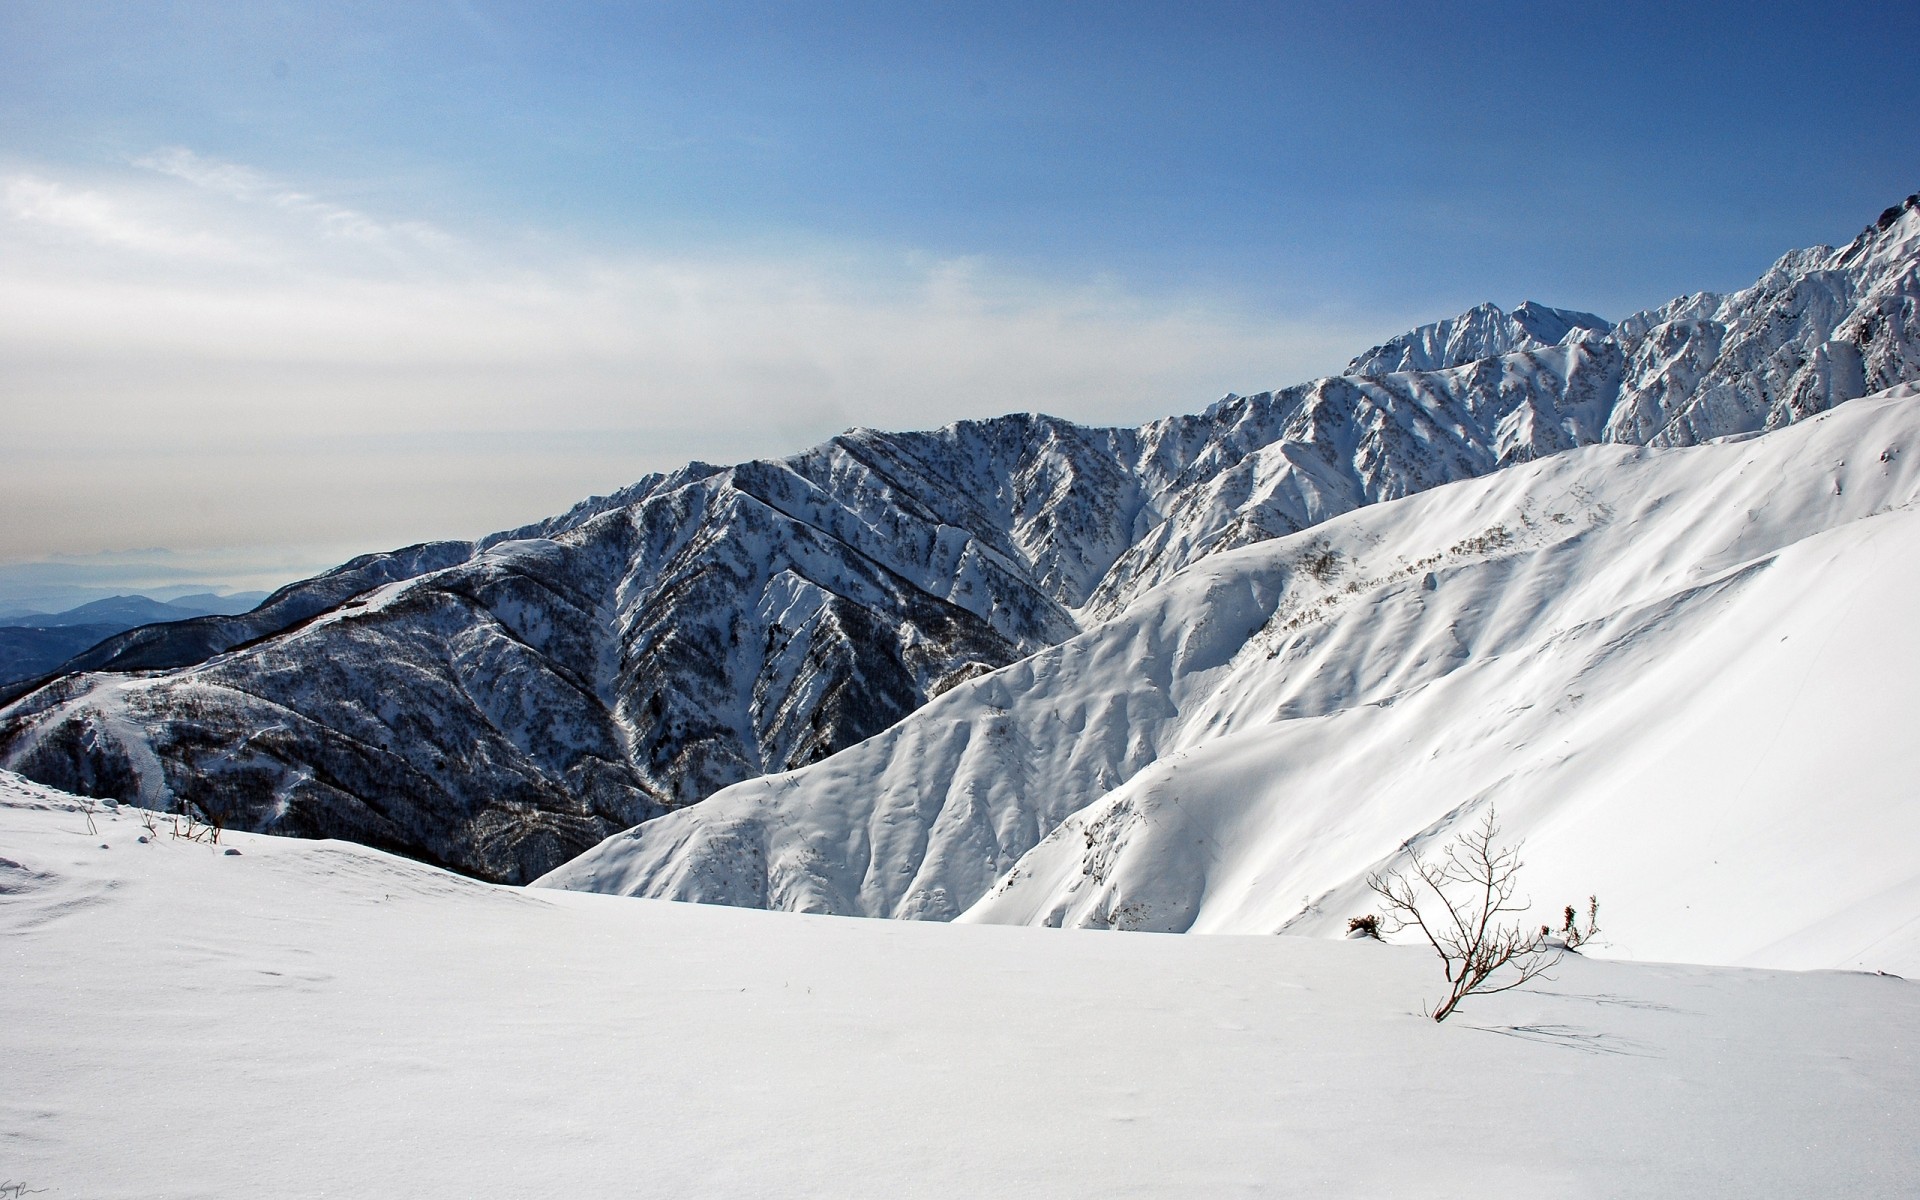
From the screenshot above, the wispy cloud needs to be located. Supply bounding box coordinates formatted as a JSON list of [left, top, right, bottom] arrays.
[[131, 146, 270, 197], [132, 146, 452, 247], [3, 174, 242, 259]]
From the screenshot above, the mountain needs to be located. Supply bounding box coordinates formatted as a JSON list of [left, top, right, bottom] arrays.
[[1344, 300, 1612, 376], [541, 382, 1920, 975], [159, 590, 271, 615], [0, 596, 175, 629], [0, 592, 268, 629], [4, 193, 1918, 885], [0, 624, 129, 690], [0, 592, 273, 689], [0, 544, 477, 703]]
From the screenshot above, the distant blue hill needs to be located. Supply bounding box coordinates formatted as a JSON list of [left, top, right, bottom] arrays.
[[0, 592, 267, 629], [0, 592, 267, 685]]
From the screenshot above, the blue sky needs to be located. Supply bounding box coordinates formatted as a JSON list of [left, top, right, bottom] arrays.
[[2, 1, 1917, 605]]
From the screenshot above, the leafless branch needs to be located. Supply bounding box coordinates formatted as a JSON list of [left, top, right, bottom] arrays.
[[1365, 808, 1592, 1021]]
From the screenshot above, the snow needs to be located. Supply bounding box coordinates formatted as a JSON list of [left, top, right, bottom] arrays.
[[9, 199, 1918, 884], [9, 198, 1920, 1195], [1345, 300, 1613, 376], [963, 393, 1920, 970], [545, 386, 1920, 978], [3, 772, 1915, 1199]]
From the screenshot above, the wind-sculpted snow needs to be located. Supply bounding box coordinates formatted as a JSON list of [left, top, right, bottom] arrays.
[[7, 195, 1920, 883], [545, 385, 1920, 976], [960, 390, 1920, 962]]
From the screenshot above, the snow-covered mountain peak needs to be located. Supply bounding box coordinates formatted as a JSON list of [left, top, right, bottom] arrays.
[[1344, 300, 1612, 377], [1833, 191, 1920, 272], [1509, 299, 1613, 343]]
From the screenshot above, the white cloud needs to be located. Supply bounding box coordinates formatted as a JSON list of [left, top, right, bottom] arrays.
[[132, 146, 453, 248], [132, 146, 271, 197], [0, 153, 1391, 577], [3, 174, 242, 259]]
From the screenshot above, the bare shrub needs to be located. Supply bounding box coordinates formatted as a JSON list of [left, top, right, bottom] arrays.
[[1300, 542, 1342, 583], [1367, 808, 1592, 1022]]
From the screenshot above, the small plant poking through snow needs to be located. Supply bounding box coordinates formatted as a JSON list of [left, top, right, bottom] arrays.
[[1366, 808, 1596, 1022], [167, 801, 223, 845], [1347, 914, 1383, 940], [1554, 896, 1602, 950]]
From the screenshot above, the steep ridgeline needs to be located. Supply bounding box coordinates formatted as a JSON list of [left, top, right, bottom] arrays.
[[6, 195, 1920, 884], [538, 196, 1920, 922], [3, 420, 1291, 882], [0, 443, 1117, 883], [1080, 194, 1920, 614]]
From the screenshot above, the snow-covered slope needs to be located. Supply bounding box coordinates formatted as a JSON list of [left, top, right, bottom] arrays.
[[965, 389, 1920, 971], [5, 195, 1919, 883], [4, 775, 1915, 1200], [544, 385, 1920, 975]]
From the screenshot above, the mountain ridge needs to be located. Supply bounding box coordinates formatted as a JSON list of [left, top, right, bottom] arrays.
[[0, 591, 275, 691], [4, 192, 1917, 883], [546, 383, 1920, 971]]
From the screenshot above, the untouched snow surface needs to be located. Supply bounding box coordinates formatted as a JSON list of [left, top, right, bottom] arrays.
[[4, 773, 1916, 1200], [544, 386, 1920, 977]]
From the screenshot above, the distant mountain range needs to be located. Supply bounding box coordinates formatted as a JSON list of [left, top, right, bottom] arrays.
[[0, 592, 267, 629], [3, 192, 1916, 887], [0, 593, 267, 689]]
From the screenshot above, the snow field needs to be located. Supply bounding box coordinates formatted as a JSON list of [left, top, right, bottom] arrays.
[[4, 774, 1917, 1199]]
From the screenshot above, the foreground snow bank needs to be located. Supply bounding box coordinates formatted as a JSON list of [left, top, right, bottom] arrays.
[[5, 772, 1915, 1199]]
